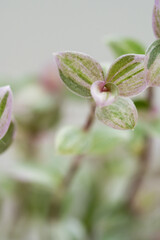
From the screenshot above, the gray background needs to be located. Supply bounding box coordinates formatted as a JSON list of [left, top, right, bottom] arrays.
[[0, 0, 154, 77]]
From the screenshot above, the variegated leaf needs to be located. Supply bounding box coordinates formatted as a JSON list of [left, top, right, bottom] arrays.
[[96, 97, 138, 130], [145, 39, 160, 86], [0, 86, 13, 139], [106, 54, 147, 97], [90, 81, 118, 107], [0, 121, 15, 154], [55, 52, 104, 97], [105, 36, 145, 57], [153, 0, 160, 38]]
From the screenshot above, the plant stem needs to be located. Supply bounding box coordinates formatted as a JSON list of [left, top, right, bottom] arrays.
[[126, 136, 152, 212], [147, 87, 154, 109], [83, 101, 96, 132], [62, 101, 96, 189], [126, 87, 154, 212], [50, 101, 96, 218]]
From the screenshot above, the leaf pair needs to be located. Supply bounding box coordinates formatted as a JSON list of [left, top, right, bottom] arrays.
[[55, 52, 147, 98]]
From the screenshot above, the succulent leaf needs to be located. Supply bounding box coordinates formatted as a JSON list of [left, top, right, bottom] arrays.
[[96, 97, 138, 130], [55, 52, 104, 97], [106, 54, 147, 97]]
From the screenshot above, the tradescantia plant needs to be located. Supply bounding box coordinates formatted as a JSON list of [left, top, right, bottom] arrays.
[[54, 0, 160, 131]]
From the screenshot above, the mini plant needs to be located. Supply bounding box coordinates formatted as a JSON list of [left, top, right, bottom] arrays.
[[52, 0, 160, 199], [55, 0, 160, 131], [1, 1, 160, 239]]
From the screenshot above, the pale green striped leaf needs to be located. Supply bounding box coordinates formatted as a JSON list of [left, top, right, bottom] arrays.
[[0, 86, 13, 139], [153, 0, 160, 38], [55, 52, 104, 97], [106, 54, 147, 97], [96, 97, 138, 130], [145, 39, 160, 87], [105, 36, 145, 57]]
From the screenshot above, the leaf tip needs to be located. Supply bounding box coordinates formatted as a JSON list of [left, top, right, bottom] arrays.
[[153, 0, 160, 38]]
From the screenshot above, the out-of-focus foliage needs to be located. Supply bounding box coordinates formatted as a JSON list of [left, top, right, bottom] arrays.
[[55, 124, 130, 155], [1, 2, 160, 238], [15, 83, 61, 133], [105, 36, 145, 57]]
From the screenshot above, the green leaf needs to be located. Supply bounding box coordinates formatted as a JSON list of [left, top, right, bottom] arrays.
[[88, 126, 130, 155], [55, 125, 130, 155], [55, 126, 91, 155], [96, 97, 138, 130], [55, 52, 104, 97], [1, 162, 59, 188], [145, 39, 160, 87], [106, 54, 147, 97], [134, 99, 150, 110], [105, 36, 145, 58], [0, 121, 15, 154]]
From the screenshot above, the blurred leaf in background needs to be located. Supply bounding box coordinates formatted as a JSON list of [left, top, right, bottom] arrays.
[[105, 36, 145, 58]]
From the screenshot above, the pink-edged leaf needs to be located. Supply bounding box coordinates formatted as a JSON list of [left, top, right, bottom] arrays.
[[106, 54, 147, 97], [0, 86, 13, 139], [0, 121, 15, 154], [90, 81, 118, 107], [145, 39, 160, 87], [54, 51, 104, 97], [96, 97, 138, 130], [153, 0, 160, 38]]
